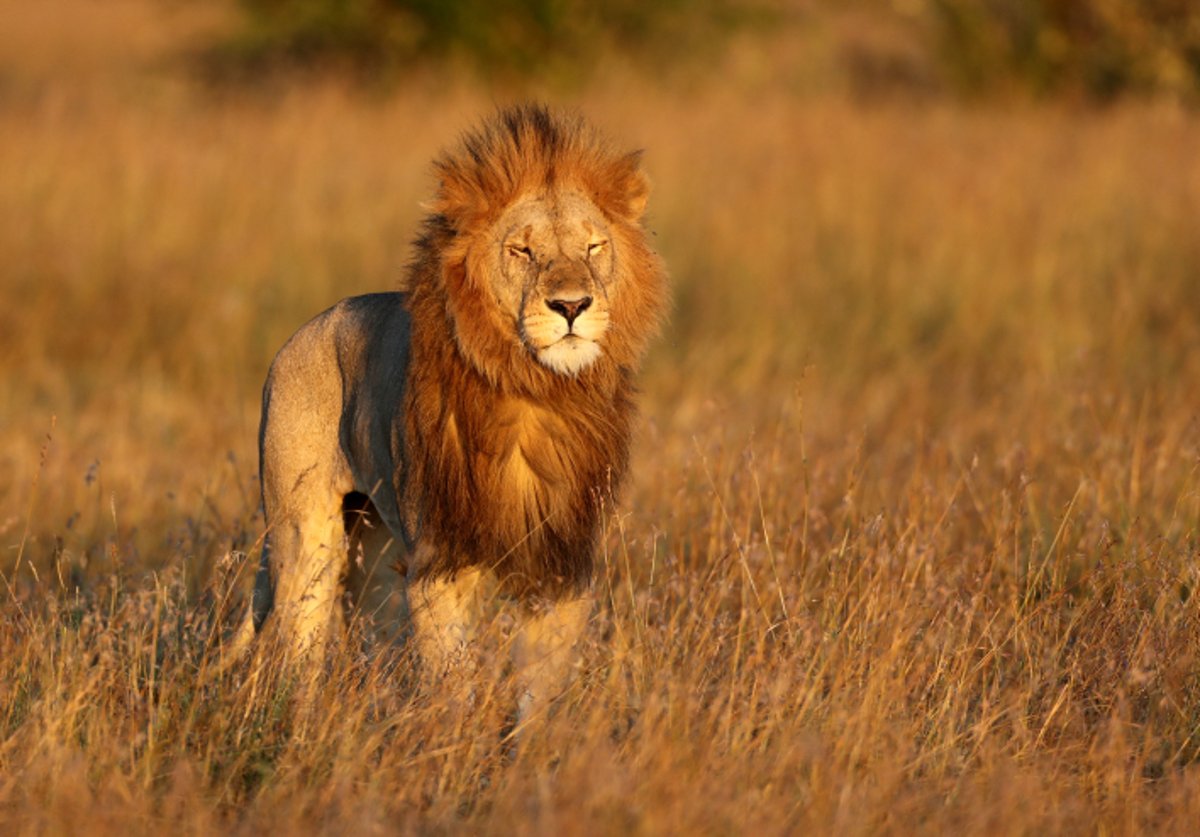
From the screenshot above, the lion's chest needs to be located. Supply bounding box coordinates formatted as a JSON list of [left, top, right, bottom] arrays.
[[473, 401, 577, 530]]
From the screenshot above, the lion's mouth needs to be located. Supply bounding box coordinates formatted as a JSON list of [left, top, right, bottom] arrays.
[[535, 334, 601, 376]]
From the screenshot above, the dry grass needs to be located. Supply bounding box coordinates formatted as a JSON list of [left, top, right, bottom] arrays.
[[4, 2, 1200, 833]]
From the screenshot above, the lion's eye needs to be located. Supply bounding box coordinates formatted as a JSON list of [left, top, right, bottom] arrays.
[[587, 240, 608, 258], [506, 244, 533, 261]]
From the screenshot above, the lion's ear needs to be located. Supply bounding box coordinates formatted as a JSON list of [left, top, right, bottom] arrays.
[[430, 160, 489, 229], [598, 150, 650, 223], [620, 151, 650, 221]]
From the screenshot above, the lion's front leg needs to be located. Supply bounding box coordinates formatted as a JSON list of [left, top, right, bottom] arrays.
[[512, 595, 590, 723], [408, 565, 485, 696]]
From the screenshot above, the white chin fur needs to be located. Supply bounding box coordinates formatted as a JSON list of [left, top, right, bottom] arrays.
[[537, 338, 602, 376]]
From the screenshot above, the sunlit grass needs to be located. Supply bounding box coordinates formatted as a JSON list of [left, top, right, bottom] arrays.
[[3, 2, 1200, 832]]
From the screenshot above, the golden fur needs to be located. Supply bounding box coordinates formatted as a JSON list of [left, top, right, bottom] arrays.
[[238, 104, 668, 715]]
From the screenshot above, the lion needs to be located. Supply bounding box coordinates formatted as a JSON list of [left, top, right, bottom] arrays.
[[236, 104, 669, 721]]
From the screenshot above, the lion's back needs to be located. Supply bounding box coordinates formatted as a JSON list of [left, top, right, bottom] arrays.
[[259, 293, 413, 528]]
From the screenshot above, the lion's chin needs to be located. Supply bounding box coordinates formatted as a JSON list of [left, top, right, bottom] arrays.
[[536, 336, 602, 376]]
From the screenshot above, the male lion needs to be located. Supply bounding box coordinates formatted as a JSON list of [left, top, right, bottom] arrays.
[[238, 104, 668, 720]]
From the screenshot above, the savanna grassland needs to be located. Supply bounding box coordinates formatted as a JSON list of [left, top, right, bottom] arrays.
[[3, 1, 1200, 833]]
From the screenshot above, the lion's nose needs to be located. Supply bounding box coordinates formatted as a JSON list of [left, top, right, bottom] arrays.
[[546, 296, 593, 328]]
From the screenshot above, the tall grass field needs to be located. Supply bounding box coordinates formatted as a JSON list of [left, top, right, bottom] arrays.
[[3, 1, 1200, 832]]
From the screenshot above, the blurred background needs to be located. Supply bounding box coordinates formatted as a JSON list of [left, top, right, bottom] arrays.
[[1, 0, 1199, 590], [201, 0, 1200, 101]]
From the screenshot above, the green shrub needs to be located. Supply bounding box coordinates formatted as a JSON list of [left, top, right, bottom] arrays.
[[927, 0, 1200, 100], [210, 0, 758, 82]]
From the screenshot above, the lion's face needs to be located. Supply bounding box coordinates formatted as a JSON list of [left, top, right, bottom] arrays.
[[487, 190, 616, 376]]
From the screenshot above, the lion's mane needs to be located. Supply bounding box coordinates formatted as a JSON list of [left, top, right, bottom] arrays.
[[400, 104, 668, 597]]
